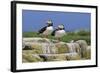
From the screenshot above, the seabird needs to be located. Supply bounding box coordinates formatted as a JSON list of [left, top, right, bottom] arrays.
[[52, 24, 66, 41], [38, 20, 53, 38]]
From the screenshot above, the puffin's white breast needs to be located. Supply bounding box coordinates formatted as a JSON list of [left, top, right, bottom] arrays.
[[43, 26, 53, 35], [55, 30, 66, 38], [46, 26, 53, 30]]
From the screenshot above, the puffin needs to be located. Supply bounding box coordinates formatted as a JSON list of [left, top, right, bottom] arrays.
[[52, 24, 66, 41], [38, 20, 53, 38]]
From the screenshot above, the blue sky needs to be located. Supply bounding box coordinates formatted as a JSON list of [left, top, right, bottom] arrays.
[[22, 10, 91, 32]]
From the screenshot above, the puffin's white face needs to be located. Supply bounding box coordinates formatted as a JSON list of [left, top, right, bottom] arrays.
[[47, 20, 52, 24], [46, 20, 53, 26], [58, 25, 64, 29]]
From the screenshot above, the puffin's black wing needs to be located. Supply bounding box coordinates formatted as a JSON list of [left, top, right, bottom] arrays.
[[38, 26, 47, 34], [51, 29, 59, 36]]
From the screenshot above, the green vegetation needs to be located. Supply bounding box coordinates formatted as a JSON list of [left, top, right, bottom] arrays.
[[23, 32, 40, 37], [23, 30, 91, 45], [61, 33, 90, 45]]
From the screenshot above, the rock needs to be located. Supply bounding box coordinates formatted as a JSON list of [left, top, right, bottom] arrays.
[[39, 54, 68, 61], [76, 40, 88, 58], [41, 43, 58, 54], [55, 42, 69, 54], [22, 53, 43, 62], [84, 46, 91, 59], [22, 38, 90, 62], [66, 52, 81, 60], [66, 42, 81, 56], [31, 43, 42, 49], [22, 59, 28, 63], [22, 50, 35, 54], [54, 54, 67, 61], [23, 37, 43, 42], [23, 37, 51, 43], [39, 54, 56, 61], [23, 45, 33, 50]]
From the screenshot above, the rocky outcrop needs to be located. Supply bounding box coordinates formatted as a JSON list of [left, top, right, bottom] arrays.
[[22, 38, 91, 63]]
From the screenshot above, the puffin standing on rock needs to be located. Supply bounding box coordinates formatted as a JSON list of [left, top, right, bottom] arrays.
[[38, 20, 54, 38], [52, 24, 66, 41]]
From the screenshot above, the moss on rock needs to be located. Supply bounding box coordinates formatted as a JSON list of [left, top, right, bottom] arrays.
[[22, 53, 43, 63], [55, 42, 69, 54], [54, 54, 67, 60]]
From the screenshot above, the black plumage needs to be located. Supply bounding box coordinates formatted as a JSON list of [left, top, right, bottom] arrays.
[[51, 28, 65, 36], [51, 29, 59, 36], [38, 26, 47, 34], [38, 23, 53, 34]]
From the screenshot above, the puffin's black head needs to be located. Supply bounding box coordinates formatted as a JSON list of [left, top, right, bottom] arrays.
[[46, 20, 53, 26], [58, 24, 65, 30]]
